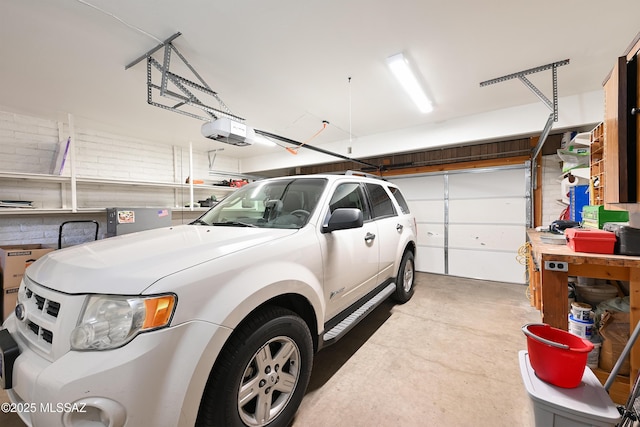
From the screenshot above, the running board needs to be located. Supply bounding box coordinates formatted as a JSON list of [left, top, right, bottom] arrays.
[[322, 283, 395, 344]]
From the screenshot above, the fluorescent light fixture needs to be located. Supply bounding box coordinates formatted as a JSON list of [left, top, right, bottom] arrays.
[[386, 53, 433, 113], [251, 132, 276, 147]]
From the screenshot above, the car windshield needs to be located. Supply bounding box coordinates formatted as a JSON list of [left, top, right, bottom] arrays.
[[194, 178, 327, 229]]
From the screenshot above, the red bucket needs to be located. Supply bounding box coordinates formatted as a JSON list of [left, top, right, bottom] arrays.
[[522, 323, 594, 388]]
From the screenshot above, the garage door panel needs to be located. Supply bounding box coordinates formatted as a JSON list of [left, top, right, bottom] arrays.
[[449, 198, 525, 224], [390, 176, 444, 198], [411, 200, 445, 222], [448, 224, 526, 252], [417, 223, 445, 247], [415, 246, 445, 274], [448, 169, 525, 198], [448, 249, 525, 284], [389, 166, 526, 284]]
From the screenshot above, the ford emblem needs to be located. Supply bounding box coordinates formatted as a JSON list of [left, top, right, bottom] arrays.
[[15, 303, 25, 321]]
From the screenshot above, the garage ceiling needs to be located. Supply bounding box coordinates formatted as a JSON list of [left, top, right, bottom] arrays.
[[1, 0, 639, 161]]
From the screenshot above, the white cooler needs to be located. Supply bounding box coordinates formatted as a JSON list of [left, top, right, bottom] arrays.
[[519, 350, 620, 427]]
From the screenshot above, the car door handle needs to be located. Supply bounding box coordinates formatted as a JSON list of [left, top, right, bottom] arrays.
[[364, 232, 376, 242], [396, 224, 403, 232]]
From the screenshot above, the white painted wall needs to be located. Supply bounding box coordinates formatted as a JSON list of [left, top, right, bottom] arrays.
[[0, 105, 585, 248], [240, 91, 604, 173], [0, 110, 241, 246]]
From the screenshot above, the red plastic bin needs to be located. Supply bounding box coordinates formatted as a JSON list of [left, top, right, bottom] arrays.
[[564, 228, 616, 254], [522, 323, 594, 388]]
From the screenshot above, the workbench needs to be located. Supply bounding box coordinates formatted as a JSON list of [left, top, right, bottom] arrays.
[[526, 229, 640, 404]]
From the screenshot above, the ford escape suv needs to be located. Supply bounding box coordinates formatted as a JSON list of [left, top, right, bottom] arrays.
[[1, 171, 417, 427]]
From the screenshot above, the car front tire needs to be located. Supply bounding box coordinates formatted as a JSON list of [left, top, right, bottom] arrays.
[[196, 306, 313, 427]]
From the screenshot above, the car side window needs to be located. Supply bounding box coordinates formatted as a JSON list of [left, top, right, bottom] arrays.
[[389, 187, 411, 214], [329, 183, 371, 221], [365, 183, 397, 219]]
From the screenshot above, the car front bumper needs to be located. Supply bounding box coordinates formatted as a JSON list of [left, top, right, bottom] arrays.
[[3, 315, 230, 427]]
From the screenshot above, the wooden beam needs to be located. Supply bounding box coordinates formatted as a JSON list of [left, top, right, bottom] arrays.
[[531, 137, 542, 227], [380, 155, 530, 177]]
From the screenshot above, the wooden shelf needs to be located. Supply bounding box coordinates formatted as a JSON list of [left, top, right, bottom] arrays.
[[0, 171, 70, 183], [0, 170, 236, 214], [75, 176, 236, 192], [0, 208, 79, 215], [590, 122, 605, 206]]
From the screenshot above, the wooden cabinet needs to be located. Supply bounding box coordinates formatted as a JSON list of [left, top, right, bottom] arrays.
[[603, 33, 640, 206], [590, 123, 605, 205]]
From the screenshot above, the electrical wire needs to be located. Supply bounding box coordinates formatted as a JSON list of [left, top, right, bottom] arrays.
[[516, 241, 531, 266], [75, 0, 162, 43], [349, 76, 352, 146], [516, 241, 533, 300], [286, 121, 329, 155]]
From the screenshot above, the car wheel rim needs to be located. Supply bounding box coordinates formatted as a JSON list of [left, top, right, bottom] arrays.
[[238, 336, 301, 427], [403, 258, 414, 293]]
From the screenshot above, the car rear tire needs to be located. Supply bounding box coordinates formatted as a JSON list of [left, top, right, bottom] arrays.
[[196, 306, 313, 427], [393, 251, 415, 304]]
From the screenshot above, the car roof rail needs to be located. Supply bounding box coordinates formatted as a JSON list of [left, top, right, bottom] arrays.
[[344, 170, 387, 181]]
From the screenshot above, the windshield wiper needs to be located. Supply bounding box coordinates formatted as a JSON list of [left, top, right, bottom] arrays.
[[211, 221, 257, 228], [190, 219, 209, 225]]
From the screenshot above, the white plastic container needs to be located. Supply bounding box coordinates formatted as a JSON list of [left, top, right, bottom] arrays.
[[571, 302, 592, 321], [587, 339, 602, 369], [519, 351, 620, 427], [568, 314, 594, 338]]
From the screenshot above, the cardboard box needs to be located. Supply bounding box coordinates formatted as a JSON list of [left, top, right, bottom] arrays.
[[1, 245, 54, 321], [599, 311, 630, 375], [0, 244, 54, 289], [2, 287, 19, 322]]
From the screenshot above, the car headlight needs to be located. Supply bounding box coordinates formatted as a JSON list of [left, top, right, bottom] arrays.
[[70, 294, 176, 351]]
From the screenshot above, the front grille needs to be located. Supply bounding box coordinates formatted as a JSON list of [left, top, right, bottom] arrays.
[[26, 320, 54, 344], [46, 301, 60, 317], [41, 328, 53, 344], [25, 288, 61, 319], [27, 321, 39, 335], [22, 284, 62, 349], [34, 294, 45, 310], [16, 277, 86, 361]]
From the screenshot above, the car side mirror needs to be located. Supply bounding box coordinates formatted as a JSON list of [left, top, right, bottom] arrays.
[[322, 208, 363, 233]]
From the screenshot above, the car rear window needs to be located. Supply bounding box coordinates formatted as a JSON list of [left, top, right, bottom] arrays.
[[389, 187, 411, 214], [365, 183, 396, 219]]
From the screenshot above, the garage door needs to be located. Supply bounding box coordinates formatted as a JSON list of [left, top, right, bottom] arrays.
[[389, 165, 527, 284]]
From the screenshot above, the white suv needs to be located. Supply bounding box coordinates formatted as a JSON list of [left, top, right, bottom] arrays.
[[1, 172, 417, 427]]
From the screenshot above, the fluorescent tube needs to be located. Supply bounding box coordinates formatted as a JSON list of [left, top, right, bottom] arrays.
[[386, 53, 433, 114]]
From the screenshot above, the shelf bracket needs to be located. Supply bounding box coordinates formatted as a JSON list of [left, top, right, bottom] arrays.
[[126, 32, 243, 123], [480, 58, 568, 125]]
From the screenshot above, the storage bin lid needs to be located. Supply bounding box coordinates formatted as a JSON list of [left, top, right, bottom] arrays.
[[518, 351, 620, 423], [565, 228, 617, 241]]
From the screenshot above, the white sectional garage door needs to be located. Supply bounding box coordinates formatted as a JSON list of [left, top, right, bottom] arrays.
[[390, 166, 527, 284]]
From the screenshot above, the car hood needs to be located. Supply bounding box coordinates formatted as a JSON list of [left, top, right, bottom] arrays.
[[26, 225, 296, 294]]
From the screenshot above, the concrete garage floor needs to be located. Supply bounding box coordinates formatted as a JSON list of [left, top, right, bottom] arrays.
[[1, 272, 541, 427]]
